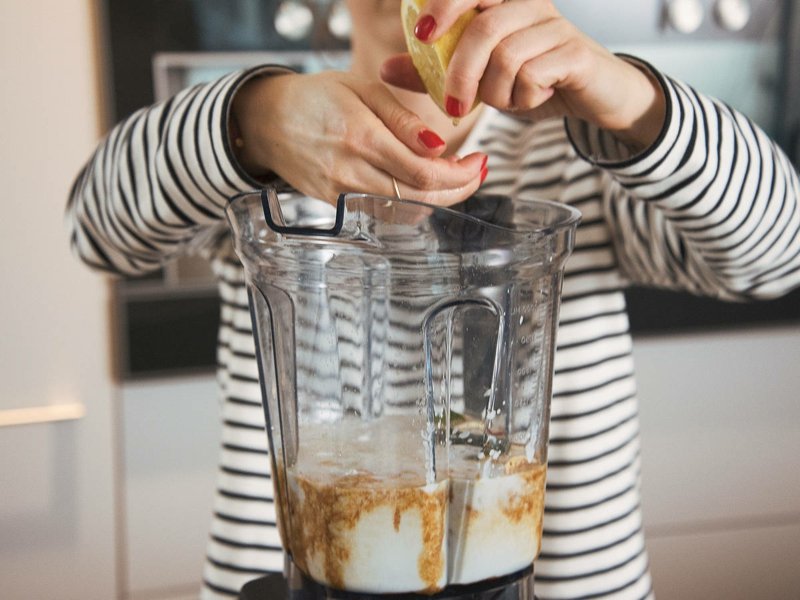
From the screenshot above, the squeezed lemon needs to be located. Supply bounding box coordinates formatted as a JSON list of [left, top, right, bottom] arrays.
[[401, 0, 480, 123]]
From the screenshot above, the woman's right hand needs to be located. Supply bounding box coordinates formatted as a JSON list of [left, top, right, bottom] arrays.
[[231, 71, 487, 205]]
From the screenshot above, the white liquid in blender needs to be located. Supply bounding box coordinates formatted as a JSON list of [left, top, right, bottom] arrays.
[[282, 416, 545, 594]]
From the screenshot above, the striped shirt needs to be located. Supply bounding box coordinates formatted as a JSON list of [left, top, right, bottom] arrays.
[[66, 61, 800, 599]]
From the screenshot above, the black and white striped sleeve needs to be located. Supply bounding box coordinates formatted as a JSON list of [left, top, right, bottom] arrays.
[[566, 60, 800, 301], [65, 65, 290, 277]]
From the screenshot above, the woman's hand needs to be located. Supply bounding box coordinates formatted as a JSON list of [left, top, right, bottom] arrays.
[[382, 0, 666, 152], [231, 71, 488, 205]]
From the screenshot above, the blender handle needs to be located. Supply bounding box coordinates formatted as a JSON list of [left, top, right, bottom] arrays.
[[260, 187, 346, 237], [421, 296, 506, 483]]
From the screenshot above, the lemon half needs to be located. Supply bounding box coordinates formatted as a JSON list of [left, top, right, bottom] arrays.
[[401, 0, 480, 123]]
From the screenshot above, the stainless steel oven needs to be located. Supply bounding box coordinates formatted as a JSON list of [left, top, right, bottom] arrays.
[[102, 0, 800, 378]]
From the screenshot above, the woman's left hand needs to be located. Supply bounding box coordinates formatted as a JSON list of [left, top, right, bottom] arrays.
[[381, 0, 666, 151]]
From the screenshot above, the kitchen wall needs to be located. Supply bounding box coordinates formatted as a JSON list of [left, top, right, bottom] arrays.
[[0, 0, 117, 598]]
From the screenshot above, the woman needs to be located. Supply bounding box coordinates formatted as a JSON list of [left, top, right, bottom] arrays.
[[67, 1, 800, 598]]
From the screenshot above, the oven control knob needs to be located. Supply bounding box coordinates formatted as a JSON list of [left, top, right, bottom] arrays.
[[666, 0, 704, 34], [328, 0, 353, 40], [714, 0, 752, 32], [274, 0, 314, 41], [328, 0, 352, 40]]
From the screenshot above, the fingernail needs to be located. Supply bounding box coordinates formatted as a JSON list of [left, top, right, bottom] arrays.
[[445, 95, 465, 118], [415, 15, 437, 42], [418, 128, 446, 150], [480, 154, 488, 170], [480, 166, 488, 184]]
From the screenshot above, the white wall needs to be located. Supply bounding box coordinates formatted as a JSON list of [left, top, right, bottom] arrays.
[[0, 1, 117, 598], [121, 376, 219, 599]]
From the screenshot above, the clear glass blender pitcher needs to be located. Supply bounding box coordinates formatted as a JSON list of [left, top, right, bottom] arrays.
[[226, 188, 580, 595]]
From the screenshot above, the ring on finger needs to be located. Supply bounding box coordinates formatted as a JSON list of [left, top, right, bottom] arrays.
[[391, 176, 402, 201]]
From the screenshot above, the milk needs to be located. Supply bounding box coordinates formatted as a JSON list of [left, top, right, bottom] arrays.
[[281, 416, 546, 594], [448, 457, 545, 585]]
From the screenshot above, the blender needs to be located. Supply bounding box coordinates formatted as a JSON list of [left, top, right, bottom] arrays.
[[227, 187, 580, 599]]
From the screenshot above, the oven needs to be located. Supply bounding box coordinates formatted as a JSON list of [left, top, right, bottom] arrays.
[[102, 0, 800, 378]]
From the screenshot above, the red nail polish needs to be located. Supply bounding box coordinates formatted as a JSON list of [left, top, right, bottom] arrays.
[[480, 154, 488, 170], [480, 166, 488, 184], [445, 95, 465, 118], [418, 129, 446, 150], [415, 15, 436, 42]]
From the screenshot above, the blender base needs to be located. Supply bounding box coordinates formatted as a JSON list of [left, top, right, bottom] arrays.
[[239, 559, 538, 600]]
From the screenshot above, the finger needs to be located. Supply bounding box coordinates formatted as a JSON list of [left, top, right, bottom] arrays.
[[275, 131, 483, 204], [399, 161, 486, 208], [380, 54, 428, 94], [387, 151, 487, 197], [418, 174, 485, 208], [512, 75, 556, 115], [511, 41, 587, 115], [353, 106, 487, 190], [339, 101, 487, 192], [413, 0, 504, 44], [345, 82, 487, 188], [356, 82, 448, 157], [478, 17, 569, 109], [445, 1, 559, 116], [336, 154, 485, 209]]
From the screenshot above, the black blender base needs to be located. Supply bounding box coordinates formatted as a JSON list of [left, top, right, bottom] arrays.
[[239, 562, 537, 600]]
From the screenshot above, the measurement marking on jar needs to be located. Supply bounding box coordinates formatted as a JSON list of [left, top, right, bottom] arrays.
[[511, 303, 535, 315]]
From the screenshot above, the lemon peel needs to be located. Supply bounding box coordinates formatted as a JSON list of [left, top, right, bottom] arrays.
[[401, 0, 480, 124]]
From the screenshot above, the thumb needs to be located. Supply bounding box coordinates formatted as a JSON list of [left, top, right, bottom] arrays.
[[358, 81, 448, 158], [380, 54, 428, 94]]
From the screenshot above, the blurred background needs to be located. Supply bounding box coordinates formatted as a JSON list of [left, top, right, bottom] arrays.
[[1, 0, 798, 598]]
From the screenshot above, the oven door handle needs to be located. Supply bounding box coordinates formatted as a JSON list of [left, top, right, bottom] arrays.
[[0, 403, 86, 428]]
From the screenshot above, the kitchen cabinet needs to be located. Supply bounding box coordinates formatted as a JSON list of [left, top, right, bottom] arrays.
[[647, 523, 800, 599], [121, 376, 220, 599], [635, 325, 800, 597], [0, 409, 117, 599]]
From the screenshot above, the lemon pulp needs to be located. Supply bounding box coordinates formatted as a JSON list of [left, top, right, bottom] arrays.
[[401, 0, 480, 123]]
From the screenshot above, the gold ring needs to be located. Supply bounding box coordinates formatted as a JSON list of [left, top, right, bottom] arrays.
[[391, 176, 402, 201]]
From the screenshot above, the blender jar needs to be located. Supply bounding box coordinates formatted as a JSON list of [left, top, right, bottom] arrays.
[[226, 188, 580, 595]]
